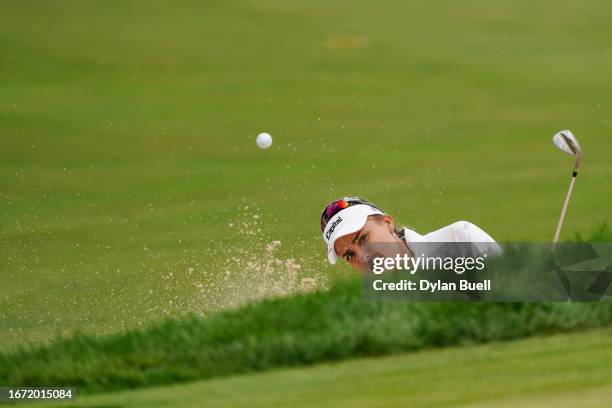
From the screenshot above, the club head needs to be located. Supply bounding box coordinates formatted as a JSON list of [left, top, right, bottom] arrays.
[[553, 130, 582, 158]]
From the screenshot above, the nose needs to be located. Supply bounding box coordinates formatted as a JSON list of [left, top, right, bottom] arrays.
[[364, 252, 385, 273]]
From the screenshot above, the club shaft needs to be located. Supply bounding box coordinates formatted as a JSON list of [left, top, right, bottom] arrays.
[[553, 175, 577, 243]]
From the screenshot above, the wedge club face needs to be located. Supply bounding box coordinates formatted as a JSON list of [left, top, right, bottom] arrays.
[[552, 129, 583, 243], [553, 130, 582, 172]]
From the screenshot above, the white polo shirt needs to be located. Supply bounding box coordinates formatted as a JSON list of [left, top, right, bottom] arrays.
[[402, 221, 502, 257]]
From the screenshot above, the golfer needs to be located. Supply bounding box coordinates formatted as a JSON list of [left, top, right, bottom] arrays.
[[320, 197, 501, 271]]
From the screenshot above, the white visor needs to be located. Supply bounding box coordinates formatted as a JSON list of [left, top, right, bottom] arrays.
[[322, 204, 384, 264]]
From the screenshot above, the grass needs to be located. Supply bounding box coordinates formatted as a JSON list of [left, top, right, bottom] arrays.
[[1, 227, 610, 394], [1, 2, 612, 405], [1, 0, 612, 349], [2, 260, 612, 393], [13, 327, 612, 408]]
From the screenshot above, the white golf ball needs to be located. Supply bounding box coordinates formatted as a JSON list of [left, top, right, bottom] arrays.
[[256, 133, 272, 149]]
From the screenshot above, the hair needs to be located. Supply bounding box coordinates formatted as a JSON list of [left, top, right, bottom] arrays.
[[369, 214, 405, 239]]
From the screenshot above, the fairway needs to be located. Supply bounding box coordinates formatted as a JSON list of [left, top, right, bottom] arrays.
[[15, 328, 612, 408], [2, 0, 612, 349], [2, 1, 612, 406]]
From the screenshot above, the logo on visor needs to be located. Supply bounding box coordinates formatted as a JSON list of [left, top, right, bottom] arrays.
[[325, 217, 343, 240]]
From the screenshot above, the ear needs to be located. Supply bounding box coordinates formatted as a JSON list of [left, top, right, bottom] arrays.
[[382, 214, 395, 232]]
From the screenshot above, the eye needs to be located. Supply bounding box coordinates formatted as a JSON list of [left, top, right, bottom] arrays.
[[345, 252, 355, 262], [358, 233, 368, 244]]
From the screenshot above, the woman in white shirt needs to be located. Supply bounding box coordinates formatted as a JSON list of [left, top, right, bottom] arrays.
[[320, 197, 501, 271]]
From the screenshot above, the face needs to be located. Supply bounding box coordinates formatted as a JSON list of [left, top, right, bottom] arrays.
[[333, 215, 410, 271]]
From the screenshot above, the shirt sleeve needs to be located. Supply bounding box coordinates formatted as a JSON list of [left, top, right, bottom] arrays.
[[450, 221, 502, 256]]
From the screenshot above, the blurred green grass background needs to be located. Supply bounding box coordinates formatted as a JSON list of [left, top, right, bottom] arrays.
[[2, 0, 612, 349]]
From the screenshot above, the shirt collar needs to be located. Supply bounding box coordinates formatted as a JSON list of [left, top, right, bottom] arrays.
[[402, 227, 425, 242], [401, 227, 426, 253]]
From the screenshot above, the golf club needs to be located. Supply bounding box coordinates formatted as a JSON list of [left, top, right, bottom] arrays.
[[552, 130, 582, 243]]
